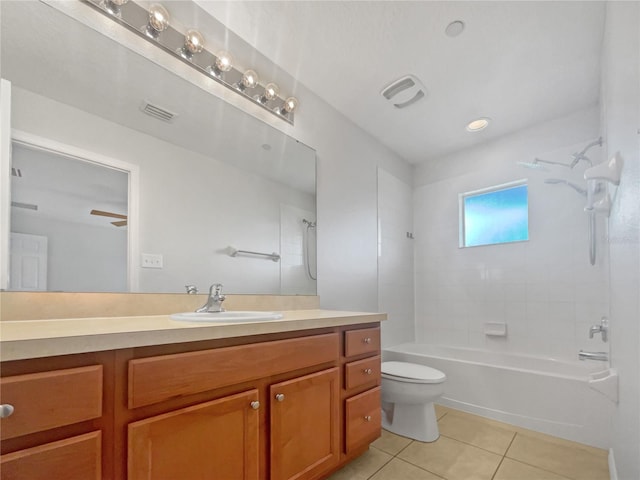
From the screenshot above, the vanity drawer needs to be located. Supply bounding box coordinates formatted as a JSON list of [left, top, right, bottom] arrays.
[[0, 431, 101, 480], [129, 333, 339, 408], [345, 355, 381, 391], [344, 327, 380, 358], [0, 365, 103, 440], [345, 387, 381, 453]]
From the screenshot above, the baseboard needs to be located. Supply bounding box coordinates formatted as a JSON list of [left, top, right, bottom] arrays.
[[609, 448, 618, 480]]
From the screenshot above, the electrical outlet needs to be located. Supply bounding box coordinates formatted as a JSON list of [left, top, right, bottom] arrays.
[[141, 253, 163, 269]]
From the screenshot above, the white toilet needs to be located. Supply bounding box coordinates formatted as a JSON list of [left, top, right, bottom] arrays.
[[381, 361, 447, 442]]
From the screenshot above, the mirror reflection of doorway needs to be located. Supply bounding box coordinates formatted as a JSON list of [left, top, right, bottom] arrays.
[[9, 141, 129, 292]]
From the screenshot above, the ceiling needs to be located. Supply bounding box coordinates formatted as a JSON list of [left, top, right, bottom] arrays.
[[196, 1, 606, 164]]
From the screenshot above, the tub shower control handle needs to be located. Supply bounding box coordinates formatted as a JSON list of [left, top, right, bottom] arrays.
[[275, 393, 285, 402], [250, 401, 260, 410], [363, 368, 373, 375], [363, 337, 372, 344], [589, 317, 609, 342], [0, 404, 15, 418]]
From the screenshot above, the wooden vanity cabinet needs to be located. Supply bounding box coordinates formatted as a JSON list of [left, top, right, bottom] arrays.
[[0, 321, 382, 480]]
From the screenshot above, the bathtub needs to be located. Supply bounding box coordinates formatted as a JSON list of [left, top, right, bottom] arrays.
[[383, 343, 615, 449]]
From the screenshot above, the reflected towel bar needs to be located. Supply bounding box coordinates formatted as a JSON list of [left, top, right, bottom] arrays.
[[228, 247, 280, 262]]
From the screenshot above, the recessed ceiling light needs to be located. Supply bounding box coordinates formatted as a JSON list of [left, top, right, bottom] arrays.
[[261, 143, 272, 151], [445, 20, 465, 38], [466, 117, 490, 132]]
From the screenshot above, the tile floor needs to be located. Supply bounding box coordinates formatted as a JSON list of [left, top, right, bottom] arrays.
[[328, 405, 610, 480]]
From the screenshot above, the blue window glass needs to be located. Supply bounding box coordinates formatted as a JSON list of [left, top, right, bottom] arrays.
[[462, 184, 528, 247]]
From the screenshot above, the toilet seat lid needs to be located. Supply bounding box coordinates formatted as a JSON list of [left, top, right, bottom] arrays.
[[381, 361, 446, 384]]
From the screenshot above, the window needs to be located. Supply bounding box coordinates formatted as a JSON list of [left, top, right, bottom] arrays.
[[459, 181, 529, 248]]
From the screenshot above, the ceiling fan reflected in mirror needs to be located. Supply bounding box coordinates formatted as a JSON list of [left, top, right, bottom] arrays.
[[90, 209, 127, 227]]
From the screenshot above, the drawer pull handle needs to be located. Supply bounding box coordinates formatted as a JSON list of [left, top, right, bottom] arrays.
[[0, 404, 15, 418], [275, 393, 285, 402], [364, 415, 372, 422], [250, 401, 260, 410], [363, 368, 373, 375], [363, 337, 372, 344]]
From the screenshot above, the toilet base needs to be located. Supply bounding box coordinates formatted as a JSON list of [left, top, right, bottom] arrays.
[[381, 401, 440, 442]]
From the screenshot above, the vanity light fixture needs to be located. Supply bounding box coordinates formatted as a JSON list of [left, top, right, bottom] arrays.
[[89, 0, 298, 124], [143, 3, 170, 39], [466, 117, 490, 132]]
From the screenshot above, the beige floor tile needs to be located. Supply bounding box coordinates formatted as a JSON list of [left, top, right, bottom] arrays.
[[398, 435, 502, 480], [370, 458, 444, 480], [326, 447, 393, 480], [371, 429, 413, 456], [506, 433, 610, 480], [513, 427, 609, 458], [434, 403, 451, 420], [494, 458, 572, 480], [438, 412, 516, 455]]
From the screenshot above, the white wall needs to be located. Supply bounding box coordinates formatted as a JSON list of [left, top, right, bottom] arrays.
[[11, 87, 315, 294], [11, 214, 127, 292], [378, 168, 415, 348], [413, 107, 611, 361], [601, 2, 640, 478]]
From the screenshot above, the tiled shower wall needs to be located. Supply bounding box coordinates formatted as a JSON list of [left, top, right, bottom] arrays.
[[413, 107, 611, 361], [378, 168, 415, 348]]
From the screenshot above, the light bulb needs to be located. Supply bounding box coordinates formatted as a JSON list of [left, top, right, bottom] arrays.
[[466, 117, 490, 132], [184, 29, 204, 54], [102, 0, 129, 16], [214, 51, 233, 72], [283, 96, 299, 113], [111, 0, 129, 5], [239, 69, 259, 90], [263, 83, 280, 101], [148, 4, 170, 33]]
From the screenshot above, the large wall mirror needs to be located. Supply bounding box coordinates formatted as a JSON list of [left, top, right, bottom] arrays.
[[0, 1, 317, 295]]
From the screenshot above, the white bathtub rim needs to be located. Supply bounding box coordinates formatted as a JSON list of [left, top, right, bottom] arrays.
[[385, 342, 605, 382]]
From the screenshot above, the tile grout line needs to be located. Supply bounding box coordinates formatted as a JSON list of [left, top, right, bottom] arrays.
[[437, 432, 514, 458], [365, 446, 395, 480], [490, 432, 518, 480]]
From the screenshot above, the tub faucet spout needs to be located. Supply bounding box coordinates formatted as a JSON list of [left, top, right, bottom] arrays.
[[578, 350, 608, 361]]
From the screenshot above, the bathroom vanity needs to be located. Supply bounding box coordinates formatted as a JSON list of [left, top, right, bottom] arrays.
[[0, 308, 383, 479]]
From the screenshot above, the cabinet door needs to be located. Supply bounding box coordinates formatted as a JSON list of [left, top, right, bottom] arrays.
[[128, 390, 259, 480], [270, 367, 340, 480]]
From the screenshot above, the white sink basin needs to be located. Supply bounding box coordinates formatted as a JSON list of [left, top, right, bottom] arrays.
[[170, 311, 283, 323]]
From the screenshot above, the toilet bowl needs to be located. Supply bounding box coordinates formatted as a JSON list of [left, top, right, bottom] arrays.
[[381, 361, 446, 442]]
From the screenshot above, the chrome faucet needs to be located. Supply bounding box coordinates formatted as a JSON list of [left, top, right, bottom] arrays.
[[589, 317, 609, 342], [578, 350, 608, 361], [185, 284, 198, 294], [196, 284, 226, 313]]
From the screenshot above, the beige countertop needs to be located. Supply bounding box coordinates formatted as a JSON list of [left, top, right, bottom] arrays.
[[0, 309, 386, 362]]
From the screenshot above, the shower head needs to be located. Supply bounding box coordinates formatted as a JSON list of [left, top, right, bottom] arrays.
[[569, 137, 603, 168], [544, 178, 588, 196], [302, 218, 316, 228]]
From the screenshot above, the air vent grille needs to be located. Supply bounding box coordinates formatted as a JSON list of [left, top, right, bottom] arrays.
[[11, 167, 22, 177], [140, 101, 177, 123], [11, 201, 38, 211]]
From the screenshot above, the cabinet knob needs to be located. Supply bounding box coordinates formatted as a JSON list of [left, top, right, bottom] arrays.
[[364, 415, 372, 422], [363, 368, 373, 375], [250, 401, 260, 410], [363, 337, 372, 344], [275, 393, 285, 402], [0, 404, 14, 418]]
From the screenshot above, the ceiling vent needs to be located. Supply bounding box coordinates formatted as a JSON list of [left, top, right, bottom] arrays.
[[11, 167, 22, 177], [140, 101, 177, 123], [381, 75, 427, 109]]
